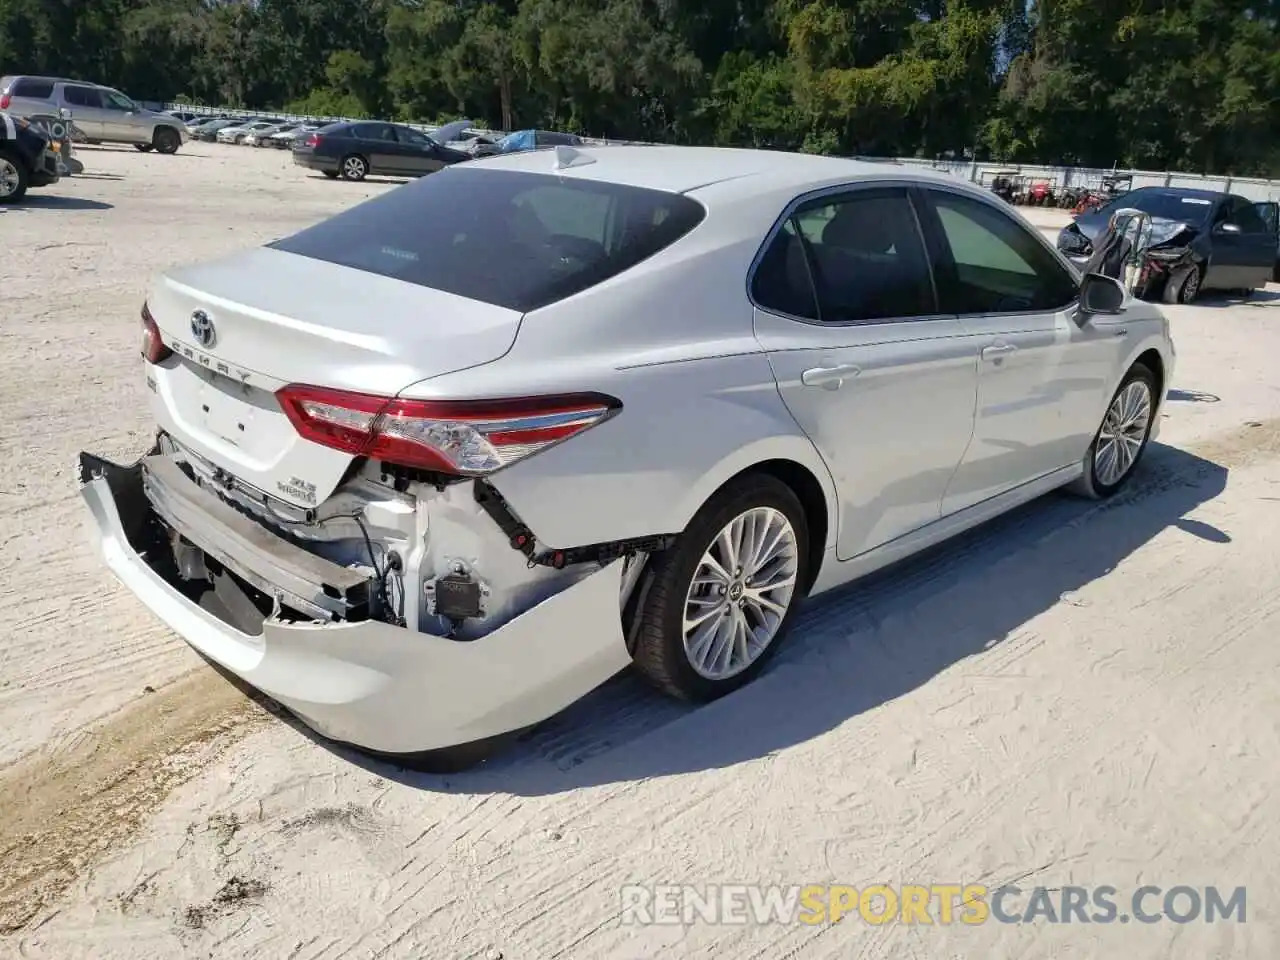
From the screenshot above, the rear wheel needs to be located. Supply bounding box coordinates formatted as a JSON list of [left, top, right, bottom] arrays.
[[631, 474, 809, 701], [0, 150, 29, 204], [340, 154, 368, 181], [1069, 362, 1157, 500], [153, 127, 181, 154]]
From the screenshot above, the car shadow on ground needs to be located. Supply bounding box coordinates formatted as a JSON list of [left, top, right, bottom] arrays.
[[1167, 388, 1221, 403], [5, 195, 113, 211], [239, 439, 1228, 796]]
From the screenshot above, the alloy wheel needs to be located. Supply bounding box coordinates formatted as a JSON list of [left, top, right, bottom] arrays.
[[343, 157, 366, 180], [0, 159, 20, 198], [1095, 380, 1152, 487], [682, 506, 800, 680], [1179, 267, 1200, 303]]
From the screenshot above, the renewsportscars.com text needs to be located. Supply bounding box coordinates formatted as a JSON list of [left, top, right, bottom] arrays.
[[619, 883, 1247, 926]]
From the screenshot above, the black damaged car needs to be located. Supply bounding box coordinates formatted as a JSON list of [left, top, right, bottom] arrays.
[[0, 111, 61, 203], [1058, 186, 1278, 303]]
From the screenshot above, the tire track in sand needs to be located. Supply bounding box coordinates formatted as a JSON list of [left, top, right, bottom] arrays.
[[1, 416, 1279, 936], [0, 668, 271, 934]]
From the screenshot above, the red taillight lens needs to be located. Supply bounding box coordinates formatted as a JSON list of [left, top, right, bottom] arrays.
[[0, 95, 10, 110], [305, 134, 320, 147], [141, 303, 173, 364], [276, 385, 620, 476]]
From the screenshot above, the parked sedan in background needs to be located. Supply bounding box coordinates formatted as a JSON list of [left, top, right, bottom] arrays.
[[269, 123, 318, 149], [245, 121, 301, 146], [218, 120, 277, 145], [80, 147, 1174, 768], [495, 128, 584, 154], [292, 118, 472, 181], [192, 117, 248, 141], [1058, 186, 1278, 302]]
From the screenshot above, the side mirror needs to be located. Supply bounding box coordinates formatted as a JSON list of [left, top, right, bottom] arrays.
[[1076, 272, 1126, 322]]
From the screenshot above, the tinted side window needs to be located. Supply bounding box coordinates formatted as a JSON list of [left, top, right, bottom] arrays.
[[396, 125, 430, 145], [926, 190, 1079, 314], [12, 78, 55, 98], [354, 123, 396, 141], [752, 220, 819, 321], [63, 86, 101, 108], [1226, 197, 1268, 234], [269, 168, 706, 312], [794, 190, 936, 323]]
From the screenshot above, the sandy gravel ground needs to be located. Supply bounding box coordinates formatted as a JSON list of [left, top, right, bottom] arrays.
[[2, 142, 1279, 959]]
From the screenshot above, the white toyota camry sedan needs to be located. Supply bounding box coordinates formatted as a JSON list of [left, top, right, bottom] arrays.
[[79, 145, 1175, 768]]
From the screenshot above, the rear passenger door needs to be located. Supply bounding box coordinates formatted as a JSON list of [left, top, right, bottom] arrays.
[[60, 84, 108, 138], [752, 185, 980, 561], [914, 186, 1114, 514]]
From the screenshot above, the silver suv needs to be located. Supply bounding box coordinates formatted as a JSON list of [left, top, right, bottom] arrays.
[[0, 75, 188, 154]]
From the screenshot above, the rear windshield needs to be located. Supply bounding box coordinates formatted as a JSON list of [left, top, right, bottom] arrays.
[[12, 78, 55, 98], [269, 168, 707, 312], [1101, 189, 1218, 223]]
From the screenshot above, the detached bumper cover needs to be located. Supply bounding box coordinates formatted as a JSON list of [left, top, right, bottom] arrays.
[[78, 451, 633, 754]]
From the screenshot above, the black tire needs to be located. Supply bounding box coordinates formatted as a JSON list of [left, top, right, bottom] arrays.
[[1161, 264, 1201, 304], [1069, 362, 1158, 500], [135, 143, 154, 152], [153, 127, 181, 154], [340, 154, 368, 181], [322, 170, 339, 179], [0, 149, 29, 204], [630, 473, 810, 701]]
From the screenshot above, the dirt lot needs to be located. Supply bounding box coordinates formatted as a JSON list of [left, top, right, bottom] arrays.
[[2, 142, 1279, 958]]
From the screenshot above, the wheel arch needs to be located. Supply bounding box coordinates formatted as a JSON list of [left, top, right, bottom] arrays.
[[721, 458, 829, 593]]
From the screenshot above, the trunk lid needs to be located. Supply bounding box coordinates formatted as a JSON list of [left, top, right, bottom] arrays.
[[147, 246, 522, 509]]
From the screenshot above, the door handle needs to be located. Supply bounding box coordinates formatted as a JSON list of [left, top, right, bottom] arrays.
[[981, 343, 1017, 360], [801, 363, 862, 388], [1113, 327, 1128, 337]]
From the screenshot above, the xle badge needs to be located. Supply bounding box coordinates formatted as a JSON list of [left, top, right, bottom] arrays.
[[277, 476, 317, 505]]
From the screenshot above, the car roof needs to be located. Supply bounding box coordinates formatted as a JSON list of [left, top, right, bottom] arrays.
[[1128, 185, 1224, 201], [461, 144, 964, 198]]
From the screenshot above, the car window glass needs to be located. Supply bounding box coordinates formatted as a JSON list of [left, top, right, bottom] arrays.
[[927, 190, 1079, 314], [793, 190, 935, 323], [752, 219, 820, 321], [63, 86, 101, 108], [13, 78, 55, 98], [1227, 198, 1268, 233], [269, 168, 706, 313], [397, 126, 431, 145], [515, 185, 614, 246], [103, 90, 134, 110]]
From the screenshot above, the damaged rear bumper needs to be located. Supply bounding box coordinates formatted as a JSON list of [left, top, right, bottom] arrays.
[[78, 450, 633, 755]]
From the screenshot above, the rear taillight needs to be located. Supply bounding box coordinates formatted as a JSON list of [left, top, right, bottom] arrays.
[[0, 95, 10, 110], [140, 303, 173, 365], [305, 134, 320, 147], [276, 385, 620, 476]]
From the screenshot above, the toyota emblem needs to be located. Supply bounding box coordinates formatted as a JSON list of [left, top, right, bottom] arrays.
[[190, 309, 216, 348]]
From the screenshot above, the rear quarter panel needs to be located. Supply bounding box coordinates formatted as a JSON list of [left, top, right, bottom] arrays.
[[396, 210, 839, 550]]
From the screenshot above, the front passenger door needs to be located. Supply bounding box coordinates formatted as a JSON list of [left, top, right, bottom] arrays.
[[915, 187, 1117, 515], [353, 123, 400, 175], [99, 88, 143, 141], [392, 125, 442, 176], [752, 186, 980, 561]]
